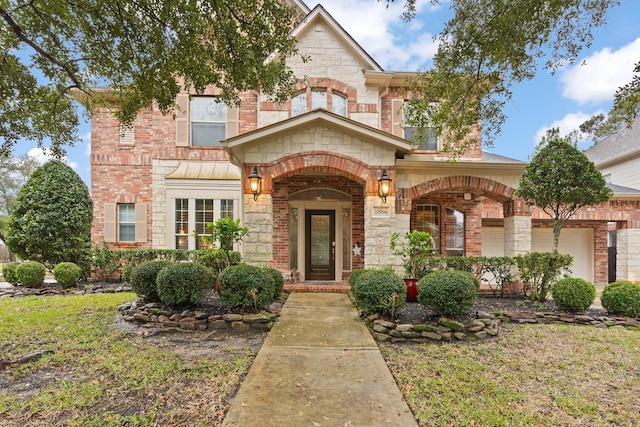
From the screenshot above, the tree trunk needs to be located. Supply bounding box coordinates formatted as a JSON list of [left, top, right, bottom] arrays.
[[551, 220, 563, 254]]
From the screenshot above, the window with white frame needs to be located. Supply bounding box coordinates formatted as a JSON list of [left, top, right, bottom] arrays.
[[291, 89, 347, 117], [118, 204, 136, 242], [190, 96, 226, 146], [172, 198, 236, 250], [445, 208, 464, 256], [404, 101, 439, 150]]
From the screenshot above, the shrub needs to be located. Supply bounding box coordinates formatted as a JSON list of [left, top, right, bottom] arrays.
[[53, 262, 82, 288], [351, 269, 406, 315], [418, 270, 479, 316], [196, 248, 241, 276], [349, 268, 368, 287], [156, 263, 214, 307], [130, 260, 173, 302], [91, 243, 123, 282], [263, 267, 284, 298], [2, 262, 20, 284], [16, 261, 47, 288], [514, 252, 573, 301], [601, 281, 640, 317], [482, 256, 516, 298], [551, 277, 596, 313], [218, 264, 275, 309]]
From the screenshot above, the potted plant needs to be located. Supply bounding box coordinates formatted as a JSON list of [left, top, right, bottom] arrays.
[[390, 230, 434, 302]]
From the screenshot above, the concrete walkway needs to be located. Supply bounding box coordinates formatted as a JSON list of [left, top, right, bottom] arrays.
[[222, 293, 418, 427]]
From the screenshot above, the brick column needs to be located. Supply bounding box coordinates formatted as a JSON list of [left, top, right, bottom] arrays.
[[616, 228, 640, 282], [503, 199, 531, 256], [593, 222, 609, 286]]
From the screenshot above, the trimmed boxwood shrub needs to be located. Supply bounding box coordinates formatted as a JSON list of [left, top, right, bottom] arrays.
[[601, 281, 640, 317], [16, 261, 47, 288], [550, 277, 596, 313], [130, 260, 172, 302], [349, 268, 368, 287], [351, 269, 406, 315], [418, 270, 479, 316], [156, 263, 214, 307], [2, 262, 20, 284], [53, 262, 82, 288], [263, 267, 284, 298], [218, 264, 275, 309]]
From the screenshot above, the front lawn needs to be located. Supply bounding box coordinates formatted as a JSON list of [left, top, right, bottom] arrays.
[[382, 323, 640, 426], [0, 293, 257, 426]]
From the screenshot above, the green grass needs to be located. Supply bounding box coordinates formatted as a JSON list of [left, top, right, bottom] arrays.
[[381, 323, 640, 426], [0, 293, 256, 426]]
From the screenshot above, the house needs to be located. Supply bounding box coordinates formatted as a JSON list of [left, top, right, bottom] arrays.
[[86, 1, 640, 285]]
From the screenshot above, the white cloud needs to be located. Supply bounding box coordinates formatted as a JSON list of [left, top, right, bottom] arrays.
[[532, 111, 601, 146], [560, 37, 640, 105], [309, 0, 441, 70], [27, 147, 51, 164]]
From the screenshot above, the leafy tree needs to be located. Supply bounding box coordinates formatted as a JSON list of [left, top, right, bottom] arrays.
[[516, 129, 612, 253], [5, 160, 93, 270], [198, 217, 248, 267], [0, 0, 300, 156], [393, 0, 638, 155]]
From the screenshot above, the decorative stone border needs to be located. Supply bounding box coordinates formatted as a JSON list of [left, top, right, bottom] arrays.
[[366, 310, 640, 344], [117, 300, 280, 332], [0, 284, 132, 298]]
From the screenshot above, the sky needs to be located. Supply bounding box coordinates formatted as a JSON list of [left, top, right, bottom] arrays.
[[12, 0, 640, 186]]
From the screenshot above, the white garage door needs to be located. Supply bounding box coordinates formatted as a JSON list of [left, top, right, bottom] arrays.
[[481, 227, 593, 282]]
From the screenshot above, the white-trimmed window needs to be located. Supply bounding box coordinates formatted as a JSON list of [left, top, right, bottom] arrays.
[[404, 101, 438, 150], [172, 198, 237, 250], [445, 208, 464, 256], [291, 89, 347, 117], [104, 203, 147, 243], [190, 96, 226, 146]]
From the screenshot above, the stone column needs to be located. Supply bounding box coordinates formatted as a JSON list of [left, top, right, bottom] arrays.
[[363, 195, 399, 270], [243, 194, 273, 265], [616, 228, 640, 282], [503, 199, 531, 256]]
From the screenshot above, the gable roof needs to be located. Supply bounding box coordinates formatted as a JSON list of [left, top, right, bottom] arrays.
[[222, 108, 412, 164], [584, 116, 640, 167], [291, 5, 383, 72]]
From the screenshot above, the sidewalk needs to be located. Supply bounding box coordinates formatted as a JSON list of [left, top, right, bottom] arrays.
[[222, 293, 418, 427]]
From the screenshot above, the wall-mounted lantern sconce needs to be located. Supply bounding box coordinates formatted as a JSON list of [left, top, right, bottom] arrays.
[[248, 166, 261, 201], [378, 169, 392, 203]]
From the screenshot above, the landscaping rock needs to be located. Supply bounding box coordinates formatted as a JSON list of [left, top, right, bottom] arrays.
[[439, 318, 465, 332]]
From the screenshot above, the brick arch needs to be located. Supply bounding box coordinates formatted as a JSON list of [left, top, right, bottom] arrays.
[[410, 176, 516, 203], [268, 151, 371, 185]]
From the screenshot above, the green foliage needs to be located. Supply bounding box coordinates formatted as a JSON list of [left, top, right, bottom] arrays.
[[483, 256, 516, 298], [196, 248, 241, 277], [16, 261, 47, 288], [1, 1, 300, 156], [517, 129, 612, 252], [218, 264, 275, 309], [263, 267, 284, 299], [53, 262, 82, 289], [5, 160, 93, 270], [551, 278, 596, 313], [197, 217, 248, 268], [351, 269, 406, 316], [129, 261, 173, 302], [418, 270, 479, 316], [404, 0, 629, 157], [390, 230, 435, 278], [155, 263, 214, 307], [601, 281, 640, 317], [0, 155, 39, 216], [348, 268, 368, 286], [121, 249, 194, 283], [2, 261, 20, 284], [514, 252, 573, 302], [90, 243, 124, 282]]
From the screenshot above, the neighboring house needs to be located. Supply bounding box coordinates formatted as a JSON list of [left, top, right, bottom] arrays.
[[585, 116, 640, 190], [84, 2, 640, 285]]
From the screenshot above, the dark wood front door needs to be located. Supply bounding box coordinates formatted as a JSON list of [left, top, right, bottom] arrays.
[[305, 210, 335, 281]]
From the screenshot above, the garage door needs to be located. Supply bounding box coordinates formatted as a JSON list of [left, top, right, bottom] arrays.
[[481, 227, 593, 282]]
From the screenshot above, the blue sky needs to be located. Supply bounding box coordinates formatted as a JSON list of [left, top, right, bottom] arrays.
[[12, 0, 640, 186]]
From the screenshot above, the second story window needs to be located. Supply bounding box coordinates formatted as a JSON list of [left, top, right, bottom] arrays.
[[191, 96, 226, 147], [291, 89, 347, 117], [404, 101, 439, 151]]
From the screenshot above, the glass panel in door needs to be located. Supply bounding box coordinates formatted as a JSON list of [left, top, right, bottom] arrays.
[[305, 210, 335, 281]]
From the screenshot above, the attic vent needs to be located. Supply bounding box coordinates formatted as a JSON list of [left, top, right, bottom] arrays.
[[119, 124, 134, 145], [315, 23, 323, 32]]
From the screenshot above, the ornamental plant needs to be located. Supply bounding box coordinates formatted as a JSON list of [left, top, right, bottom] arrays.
[[2, 261, 20, 284], [418, 270, 479, 316], [514, 252, 573, 302], [601, 281, 640, 317], [16, 261, 47, 288], [390, 230, 434, 278], [550, 277, 596, 313], [197, 217, 248, 268], [263, 267, 284, 299], [156, 263, 214, 307], [218, 264, 275, 309], [53, 262, 82, 289], [351, 269, 406, 316], [130, 260, 173, 302]]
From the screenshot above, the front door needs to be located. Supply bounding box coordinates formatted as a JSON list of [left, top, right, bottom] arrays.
[[305, 210, 335, 281]]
